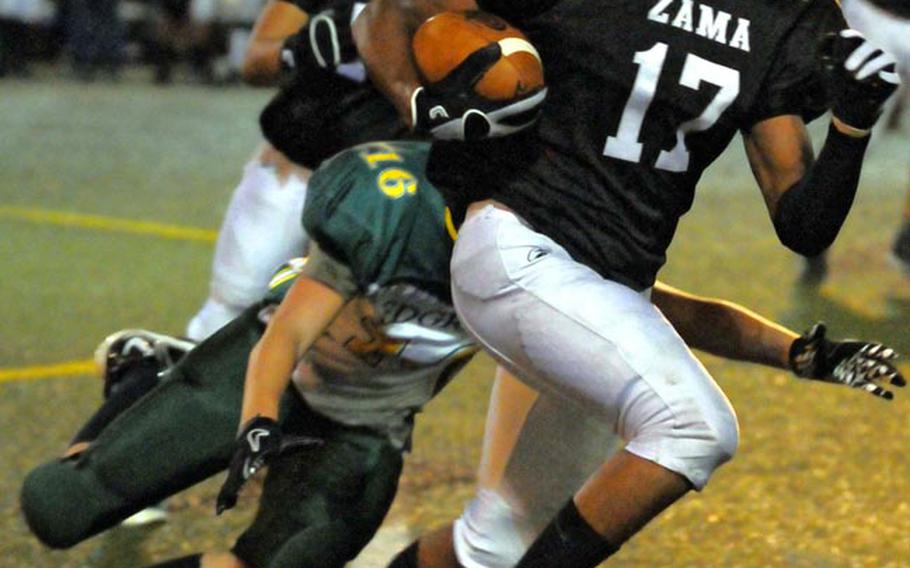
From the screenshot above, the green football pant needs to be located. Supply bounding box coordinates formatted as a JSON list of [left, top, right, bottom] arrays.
[[21, 305, 403, 568], [21, 306, 264, 548]]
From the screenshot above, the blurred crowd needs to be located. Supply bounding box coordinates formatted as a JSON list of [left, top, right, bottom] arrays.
[[0, 0, 265, 82]]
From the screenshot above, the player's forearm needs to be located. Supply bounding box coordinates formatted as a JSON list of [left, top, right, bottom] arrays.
[[353, 0, 425, 124], [353, 0, 477, 125], [243, 40, 288, 85], [688, 300, 796, 369], [654, 284, 796, 369], [241, 330, 299, 424], [240, 277, 346, 426], [772, 123, 870, 256], [243, 0, 309, 86]]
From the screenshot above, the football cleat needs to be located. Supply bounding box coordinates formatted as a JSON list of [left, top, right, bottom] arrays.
[[94, 329, 195, 398], [797, 252, 829, 287], [120, 501, 169, 528], [889, 221, 910, 275]]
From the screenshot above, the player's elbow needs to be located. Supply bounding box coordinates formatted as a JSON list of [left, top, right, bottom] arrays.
[[772, 205, 834, 257], [774, 223, 831, 257]]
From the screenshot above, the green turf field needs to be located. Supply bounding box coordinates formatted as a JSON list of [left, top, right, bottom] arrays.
[[1, 77, 908, 567]]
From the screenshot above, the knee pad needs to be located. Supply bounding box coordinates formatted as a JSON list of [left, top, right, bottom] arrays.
[[21, 459, 119, 548], [624, 378, 739, 491]]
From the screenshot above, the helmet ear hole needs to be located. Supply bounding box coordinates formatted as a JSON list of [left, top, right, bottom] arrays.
[[463, 110, 492, 140]]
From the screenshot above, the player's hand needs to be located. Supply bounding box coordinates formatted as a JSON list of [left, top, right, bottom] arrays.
[[819, 29, 901, 132], [789, 323, 905, 400], [281, 1, 357, 74], [216, 416, 322, 514], [411, 43, 547, 141]]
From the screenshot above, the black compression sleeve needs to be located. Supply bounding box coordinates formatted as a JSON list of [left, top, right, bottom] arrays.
[[772, 124, 871, 257]]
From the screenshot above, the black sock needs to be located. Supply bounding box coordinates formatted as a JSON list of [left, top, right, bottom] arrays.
[[516, 499, 619, 568], [386, 540, 419, 568], [146, 553, 202, 568], [69, 358, 161, 446]]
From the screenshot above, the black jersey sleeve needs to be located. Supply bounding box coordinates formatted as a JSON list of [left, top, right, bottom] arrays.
[[744, 0, 846, 128], [279, 0, 320, 12], [868, 0, 910, 18], [475, 0, 561, 24]]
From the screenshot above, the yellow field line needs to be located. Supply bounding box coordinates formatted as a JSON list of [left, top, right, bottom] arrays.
[[0, 206, 217, 243], [0, 359, 95, 383]]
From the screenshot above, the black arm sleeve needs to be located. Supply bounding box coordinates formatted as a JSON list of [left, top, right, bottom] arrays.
[[476, 0, 562, 24], [772, 123, 871, 257]]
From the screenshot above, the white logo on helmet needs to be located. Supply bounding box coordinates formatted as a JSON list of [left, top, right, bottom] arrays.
[[429, 105, 449, 120], [247, 428, 270, 452]]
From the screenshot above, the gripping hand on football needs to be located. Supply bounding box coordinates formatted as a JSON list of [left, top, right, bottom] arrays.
[[411, 43, 547, 141], [281, 0, 357, 76], [819, 29, 901, 133], [789, 323, 905, 400], [216, 416, 322, 515]]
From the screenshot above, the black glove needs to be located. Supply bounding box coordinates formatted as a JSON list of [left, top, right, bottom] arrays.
[[216, 416, 322, 514], [789, 323, 905, 400], [281, 2, 357, 75], [411, 42, 547, 141], [818, 29, 901, 131]]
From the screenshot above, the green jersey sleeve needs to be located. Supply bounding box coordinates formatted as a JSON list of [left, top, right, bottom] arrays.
[[298, 242, 359, 299], [261, 245, 359, 306]]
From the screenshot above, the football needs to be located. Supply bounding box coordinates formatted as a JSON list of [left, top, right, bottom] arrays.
[[412, 10, 545, 101]]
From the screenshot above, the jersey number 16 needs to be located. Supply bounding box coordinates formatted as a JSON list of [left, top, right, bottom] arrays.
[[603, 42, 740, 173]]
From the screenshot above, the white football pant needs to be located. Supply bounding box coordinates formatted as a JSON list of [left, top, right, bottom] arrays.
[[454, 368, 623, 568], [451, 204, 738, 497], [186, 155, 310, 340]]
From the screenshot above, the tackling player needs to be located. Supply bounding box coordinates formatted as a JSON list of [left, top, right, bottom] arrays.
[[123, 0, 402, 525], [20, 142, 903, 568], [354, 0, 901, 565]]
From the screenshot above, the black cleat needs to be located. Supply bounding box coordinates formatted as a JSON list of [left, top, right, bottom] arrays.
[[94, 330, 195, 398], [890, 221, 910, 276], [798, 252, 829, 287]]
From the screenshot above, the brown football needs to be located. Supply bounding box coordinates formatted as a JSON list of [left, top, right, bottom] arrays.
[[412, 10, 545, 101]]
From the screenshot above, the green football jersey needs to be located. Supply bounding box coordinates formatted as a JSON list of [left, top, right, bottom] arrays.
[[304, 140, 454, 300], [261, 141, 474, 448]]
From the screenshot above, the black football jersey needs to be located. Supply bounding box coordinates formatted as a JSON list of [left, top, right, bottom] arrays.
[[864, 0, 910, 18], [260, 75, 403, 168], [430, 0, 845, 291], [261, 0, 403, 168]]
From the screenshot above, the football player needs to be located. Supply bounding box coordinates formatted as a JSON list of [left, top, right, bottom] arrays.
[[840, 0, 910, 274], [20, 141, 902, 568], [127, 0, 401, 527], [22, 141, 471, 568], [185, 0, 403, 341], [354, 0, 901, 565], [800, 0, 910, 283]]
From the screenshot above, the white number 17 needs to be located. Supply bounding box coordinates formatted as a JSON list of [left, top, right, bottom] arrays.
[[603, 42, 740, 173]]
